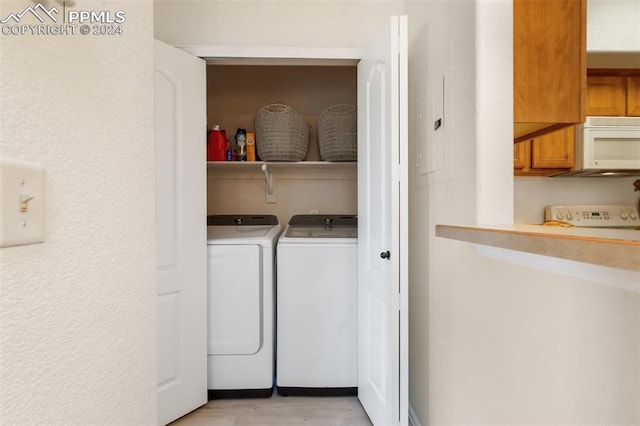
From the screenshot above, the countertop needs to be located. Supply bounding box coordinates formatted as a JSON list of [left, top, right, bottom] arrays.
[[435, 224, 640, 272]]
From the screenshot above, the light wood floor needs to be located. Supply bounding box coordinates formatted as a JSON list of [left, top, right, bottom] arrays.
[[170, 393, 372, 426]]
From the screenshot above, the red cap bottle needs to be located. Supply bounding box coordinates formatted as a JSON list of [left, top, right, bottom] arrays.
[[207, 125, 227, 161]]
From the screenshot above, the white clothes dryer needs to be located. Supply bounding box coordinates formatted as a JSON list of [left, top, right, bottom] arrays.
[[206, 215, 281, 398], [276, 214, 358, 396]]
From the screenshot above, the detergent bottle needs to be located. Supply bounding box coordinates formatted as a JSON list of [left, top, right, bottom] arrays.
[[207, 125, 227, 161]]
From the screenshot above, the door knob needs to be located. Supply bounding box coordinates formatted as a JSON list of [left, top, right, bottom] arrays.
[[380, 251, 390, 259]]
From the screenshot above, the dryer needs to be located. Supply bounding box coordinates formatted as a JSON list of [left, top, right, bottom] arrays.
[[206, 215, 281, 398], [276, 214, 358, 396]]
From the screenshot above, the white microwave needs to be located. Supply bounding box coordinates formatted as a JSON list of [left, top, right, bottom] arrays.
[[554, 116, 640, 176]]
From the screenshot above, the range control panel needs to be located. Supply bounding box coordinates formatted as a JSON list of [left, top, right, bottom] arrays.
[[545, 205, 639, 227]]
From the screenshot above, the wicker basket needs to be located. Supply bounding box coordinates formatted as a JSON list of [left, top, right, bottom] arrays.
[[254, 104, 309, 161], [317, 104, 357, 162]]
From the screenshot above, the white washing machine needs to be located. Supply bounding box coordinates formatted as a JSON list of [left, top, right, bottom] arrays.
[[206, 215, 281, 398], [276, 214, 358, 396]]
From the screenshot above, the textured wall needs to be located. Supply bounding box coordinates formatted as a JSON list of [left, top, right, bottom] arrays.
[[0, 1, 157, 424]]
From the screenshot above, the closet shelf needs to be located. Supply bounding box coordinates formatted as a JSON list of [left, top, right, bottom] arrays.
[[207, 161, 356, 170]]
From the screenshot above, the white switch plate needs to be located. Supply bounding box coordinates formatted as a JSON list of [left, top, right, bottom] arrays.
[[0, 158, 45, 247]]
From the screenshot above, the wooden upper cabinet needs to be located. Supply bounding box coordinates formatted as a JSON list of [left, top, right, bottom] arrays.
[[514, 0, 587, 142], [586, 73, 640, 116], [627, 77, 640, 116], [586, 76, 626, 116]]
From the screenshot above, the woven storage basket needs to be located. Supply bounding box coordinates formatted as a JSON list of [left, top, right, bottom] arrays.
[[254, 103, 309, 161], [317, 104, 357, 161]]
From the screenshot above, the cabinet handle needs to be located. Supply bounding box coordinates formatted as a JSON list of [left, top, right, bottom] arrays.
[[380, 251, 390, 260]]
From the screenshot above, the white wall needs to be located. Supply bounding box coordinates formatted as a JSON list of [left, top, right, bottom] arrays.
[[155, 0, 404, 48], [586, 0, 640, 68], [0, 1, 157, 424], [407, 0, 640, 424], [587, 0, 640, 52]]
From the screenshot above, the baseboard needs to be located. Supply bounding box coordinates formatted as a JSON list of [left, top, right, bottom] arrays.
[[408, 403, 421, 426]]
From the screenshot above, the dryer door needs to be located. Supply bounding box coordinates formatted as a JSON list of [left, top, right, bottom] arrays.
[[208, 244, 262, 355]]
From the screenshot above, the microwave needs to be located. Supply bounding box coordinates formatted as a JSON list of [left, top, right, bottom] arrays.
[[553, 116, 640, 177]]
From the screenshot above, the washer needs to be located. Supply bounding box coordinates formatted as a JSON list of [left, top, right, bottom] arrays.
[[276, 214, 358, 396], [206, 215, 281, 398]]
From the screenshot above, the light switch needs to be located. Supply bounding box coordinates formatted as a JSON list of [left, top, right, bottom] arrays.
[[0, 158, 45, 247]]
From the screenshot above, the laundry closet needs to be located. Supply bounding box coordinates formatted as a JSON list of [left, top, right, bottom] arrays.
[[204, 58, 360, 399], [155, 15, 408, 426]]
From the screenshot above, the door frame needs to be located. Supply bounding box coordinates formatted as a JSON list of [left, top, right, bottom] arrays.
[[179, 46, 365, 64], [175, 44, 408, 425]]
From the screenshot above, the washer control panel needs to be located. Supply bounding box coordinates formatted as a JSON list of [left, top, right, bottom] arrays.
[[545, 205, 639, 227]]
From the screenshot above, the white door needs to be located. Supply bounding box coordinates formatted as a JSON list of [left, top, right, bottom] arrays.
[[357, 16, 409, 426], [154, 39, 208, 426]]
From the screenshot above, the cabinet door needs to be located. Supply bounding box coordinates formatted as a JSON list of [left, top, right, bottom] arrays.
[[627, 77, 640, 116], [586, 76, 626, 116], [513, 141, 529, 170], [531, 126, 574, 169]]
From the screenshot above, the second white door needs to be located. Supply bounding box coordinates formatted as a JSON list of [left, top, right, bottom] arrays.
[[357, 15, 409, 426]]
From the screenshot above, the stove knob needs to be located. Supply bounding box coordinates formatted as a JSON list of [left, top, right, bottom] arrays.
[[630, 211, 639, 220], [566, 212, 573, 220], [620, 212, 629, 220], [556, 213, 564, 220]]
